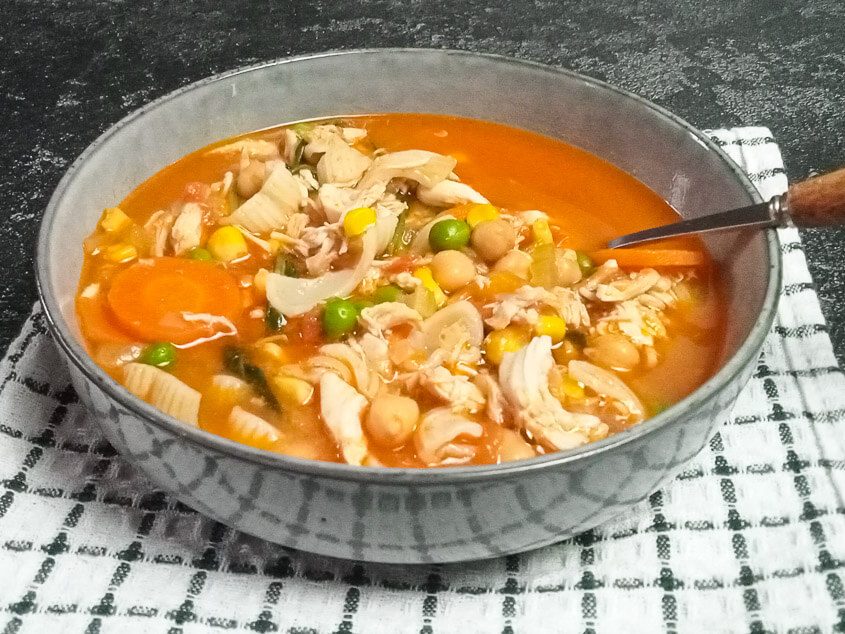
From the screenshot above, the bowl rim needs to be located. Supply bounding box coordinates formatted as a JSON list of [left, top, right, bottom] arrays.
[[35, 47, 781, 484]]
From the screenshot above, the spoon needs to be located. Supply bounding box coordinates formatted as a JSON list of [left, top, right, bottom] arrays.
[[608, 167, 845, 248]]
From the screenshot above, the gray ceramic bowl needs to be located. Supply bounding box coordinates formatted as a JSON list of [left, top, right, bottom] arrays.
[[36, 49, 779, 563]]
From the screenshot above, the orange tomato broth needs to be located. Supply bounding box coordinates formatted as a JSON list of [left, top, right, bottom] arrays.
[[77, 113, 726, 466]]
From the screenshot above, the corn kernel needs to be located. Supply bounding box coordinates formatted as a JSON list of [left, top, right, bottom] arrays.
[[207, 226, 249, 262], [253, 268, 269, 295], [342, 206, 377, 237], [413, 266, 446, 306], [255, 342, 288, 364], [99, 207, 133, 234], [560, 376, 585, 400], [102, 243, 138, 263], [466, 204, 500, 228], [532, 219, 553, 245], [270, 375, 314, 407], [483, 326, 530, 365], [534, 315, 567, 342]]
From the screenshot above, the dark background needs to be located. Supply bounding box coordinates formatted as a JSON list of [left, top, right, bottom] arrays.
[[3, 1, 844, 361]]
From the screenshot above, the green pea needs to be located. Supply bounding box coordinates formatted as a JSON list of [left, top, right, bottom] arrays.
[[575, 250, 595, 276], [187, 247, 212, 261], [265, 306, 285, 332], [352, 298, 374, 313], [372, 284, 403, 304], [428, 219, 470, 252], [322, 297, 359, 338], [139, 342, 177, 369]]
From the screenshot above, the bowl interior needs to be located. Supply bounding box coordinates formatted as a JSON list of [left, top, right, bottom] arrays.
[[38, 49, 775, 472]]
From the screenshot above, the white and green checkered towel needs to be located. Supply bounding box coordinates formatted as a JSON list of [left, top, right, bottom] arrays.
[[2, 128, 844, 633]]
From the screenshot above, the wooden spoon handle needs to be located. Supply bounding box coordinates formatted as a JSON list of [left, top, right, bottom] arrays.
[[787, 167, 845, 227]]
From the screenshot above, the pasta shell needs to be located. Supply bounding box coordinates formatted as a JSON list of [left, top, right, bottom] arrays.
[[228, 406, 281, 449], [123, 363, 201, 426]]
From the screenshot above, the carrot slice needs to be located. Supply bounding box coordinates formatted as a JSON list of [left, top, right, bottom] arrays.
[[590, 248, 705, 268], [107, 257, 242, 344], [76, 295, 134, 344]]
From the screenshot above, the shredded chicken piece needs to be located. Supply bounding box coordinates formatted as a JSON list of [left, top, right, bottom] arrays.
[[595, 268, 662, 302], [568, 360, 645, 422], [145, 209, 176, 257], [319, 372, 370, 466], [414, 407, 483, 466], [208, 139, 280, 160], [285, 213, 311, 239], [158, 202, 205, 256], [294, 222, 346, 276], [498, 336, 608, 451], [282, 129, 300, 165], [390, 272, 422, 291], [355, 333, 393, 379], [578, 260, 620, 300], [317, 182, 384, 223], [356, 150, 457, 193], [416, 180, 489, 207], [305, 240, 339, 276], [485, 285, 590, 330], [637, 274, 683, 310], [412, 351, 485, 414], [595, 300, 666, 347], [302, 125, 357, 161], [375, 192, 408, 217], [341, 127, 368, 144], [293, 355, 352, 385], [359, 302, 423, 338], [474, 371, 508, 425], [294, 168, 319, 191], [316, 137, 372, 186], [317, 342, 381, 399], [210, 171, 235, 198]]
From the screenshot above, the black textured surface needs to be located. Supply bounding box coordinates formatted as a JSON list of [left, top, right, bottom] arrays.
[[3, 1, 844, 361]]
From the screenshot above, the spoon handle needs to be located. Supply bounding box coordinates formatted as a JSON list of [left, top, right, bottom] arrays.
[[788, 167, 845, 227]]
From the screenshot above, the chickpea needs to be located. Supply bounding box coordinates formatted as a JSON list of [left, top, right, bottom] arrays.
[[498, 428, 536, 462], [556, 249, 582, 286], [430, 249, 477, 292], [364, 393, 419, 449], [584, 333, 640, 371], [236, 159, 266, 199], [493, 249, 532, 279], [470, 219, 517, 263]]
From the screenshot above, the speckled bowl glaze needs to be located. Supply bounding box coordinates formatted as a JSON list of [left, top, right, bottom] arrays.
[[36, 49, 780, 563]]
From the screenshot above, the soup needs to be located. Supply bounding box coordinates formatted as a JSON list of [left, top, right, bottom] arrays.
[[76, 114, 725, 467]]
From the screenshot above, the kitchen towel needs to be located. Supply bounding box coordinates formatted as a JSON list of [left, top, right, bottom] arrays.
[[1, 128, 844, 634]]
